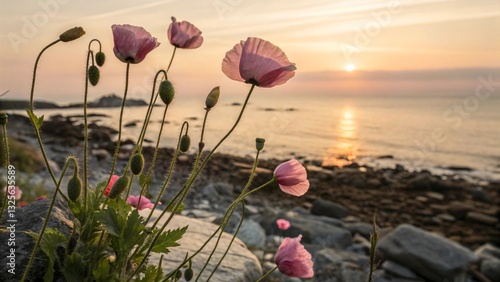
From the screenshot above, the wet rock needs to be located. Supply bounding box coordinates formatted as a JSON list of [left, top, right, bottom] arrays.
[[311, 199, 349, 219], [378, 224, 477, 281]]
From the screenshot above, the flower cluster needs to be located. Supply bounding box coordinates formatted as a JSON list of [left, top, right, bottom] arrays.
[[5, 16, 315, 282]]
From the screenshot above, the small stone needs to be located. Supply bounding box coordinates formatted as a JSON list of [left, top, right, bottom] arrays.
[[425, 192, 444, 201], [480, 258, 500, 282], [466, 212, 498, 225]]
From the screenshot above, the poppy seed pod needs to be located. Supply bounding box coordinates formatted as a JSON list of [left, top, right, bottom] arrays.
[[59, 27, 85, 42], [88, 65, 100, 86], [180, 134, 191, 153], [205, 86, 220, 109], [95, 51, 106, 67], [184, 268, 194, 281], [159, 80, 175, 105], [130, 153, 144, 175], [67, 176, 82, 201], [108, 175, 129, 199], [255, 138, 265, 151], [0, 113, 7, 125]]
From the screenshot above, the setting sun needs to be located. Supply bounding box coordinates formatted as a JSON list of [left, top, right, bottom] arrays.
[[345, 64, 356, 72]]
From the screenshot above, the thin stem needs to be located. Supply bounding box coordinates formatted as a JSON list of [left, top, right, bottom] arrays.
[[107, 62, 131, 182], [29, 39, 60, 110], [83, 49, 91, 211], [166, 47, 177, 72], [28, 39, 61, 187], [1, 124, 10, 215], [21, 158, 70, 282], [256, 266, 278, 282], [206, 202, 246, 281], [199, 108, 210, 150]]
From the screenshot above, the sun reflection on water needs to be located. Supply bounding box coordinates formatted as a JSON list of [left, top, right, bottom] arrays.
[[322, 107, 358, 167]]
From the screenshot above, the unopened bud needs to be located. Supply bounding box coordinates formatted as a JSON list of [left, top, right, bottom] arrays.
[[179, 134, 191, 153], [0, 113, 7, 125], [198, 141, 205, 151], [88, 65, 100, 86], [59, 27, 85, 42], [108, 175, 129, 199], [175, 270, 182, 279], [130, 153, 144, 175], [159, 80, 175, 105], [95, 52, 106, 67], [255, 138, 265, 151], [184, 268, 194, 281], [67, 176, 82, 202], [205, 86, 220, 109]]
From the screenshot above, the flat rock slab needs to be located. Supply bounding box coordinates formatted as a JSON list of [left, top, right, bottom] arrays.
[[378, 224, 477, 282], [141, 209, 262, 282]]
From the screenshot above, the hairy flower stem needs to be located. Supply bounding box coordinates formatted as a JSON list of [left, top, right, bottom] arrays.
[[198, 150, 260, 279], [21, 158, 71, 282], [0, 124, 10, 215], [256, 266, 278, 282], [129, 85, 255, 280], [28, 39, 61, 187], [144, 121, 186, 224], [166, 47, 177, 72], [206, 202, 245, 281], [107, 62, 130, 184]]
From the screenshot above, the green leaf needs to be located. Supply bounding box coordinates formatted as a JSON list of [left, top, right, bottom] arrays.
[[96, 207, 120, 237], [92, 258, 112, 282], [151, 226, 188, 253], [26, 110, 44, 129], [123, 209, 145, 249], [26, 228, 66, 282], [139, 173, 152, 187], [63, 252, 86, 282], [135, 265, 164, 282]]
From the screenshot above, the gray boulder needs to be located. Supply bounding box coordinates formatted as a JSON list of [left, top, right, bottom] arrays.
[[236, 219, 266, 249], [311, 199, 349, 219], [378, 224, 477, 282], [313, 248, 367, 282], [0, 198, 74, 282]]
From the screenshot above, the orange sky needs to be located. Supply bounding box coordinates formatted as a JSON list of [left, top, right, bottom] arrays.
[[1, 0, 499, 103]]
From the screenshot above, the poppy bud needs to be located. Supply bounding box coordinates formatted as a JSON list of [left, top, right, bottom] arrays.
[[130, 153, 144, 175], [184, 268, 194, 281], [67, 176, 82, 201], [255, 138, 265, 151], [205, 86, 220, 109], [59, 27, 85, 42], [159, 80, 175, 105], [175, 270, 182, 279], [179, 134, 190, 153], [0, 113, 7, 125], [198, 141, 205, 151], [88, 65, 100, 86], [108, 175, 129, 199], [95, 51, 106, 67]]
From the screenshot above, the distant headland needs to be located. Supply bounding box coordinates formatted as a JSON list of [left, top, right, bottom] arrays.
[[0, 94, 147, 110]]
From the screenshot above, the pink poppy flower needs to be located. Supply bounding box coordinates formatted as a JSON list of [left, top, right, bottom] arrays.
[[3, 186, 22, 200], [104, 175, 119, 196], [167, 17, 203, 49], [126, 195, 155, 210], [112, 24, 160, 64], [274, 235, 314, 278], [276, 219, 291, 230], [222, 37, 296, 87], [274, 159, 310, 196]]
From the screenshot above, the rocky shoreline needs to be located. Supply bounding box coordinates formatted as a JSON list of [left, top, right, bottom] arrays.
[[2, 113, 500, 281]]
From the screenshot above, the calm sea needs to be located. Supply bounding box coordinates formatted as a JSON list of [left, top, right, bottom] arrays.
[[12, 93, 500, 181]]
